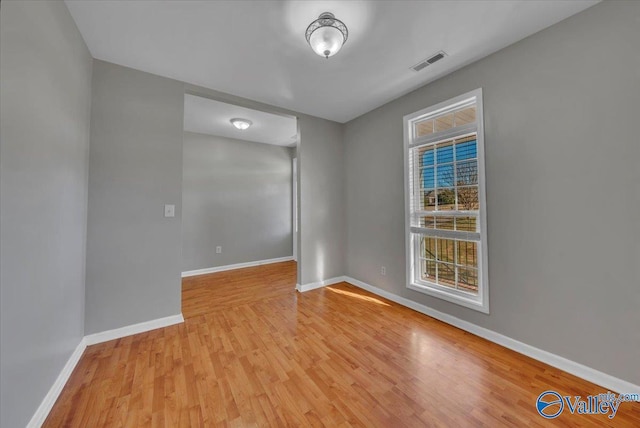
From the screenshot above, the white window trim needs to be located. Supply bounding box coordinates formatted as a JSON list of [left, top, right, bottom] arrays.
[[403, 88, 489, 313]]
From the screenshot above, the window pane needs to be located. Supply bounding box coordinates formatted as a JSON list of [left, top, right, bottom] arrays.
[[456, 186, 478, 211], [437, 164, 454, 187], [436, 239, 455, 264], [435, 216, 455, 230], [436, 142, 454, 163], [435, 113, 454, 132], [420, 260, 437, 282], [420, 148, 435, 167], [456, 160, 478, 186], [456, 241, 478, 268], [457, 268, 478, 294], [436, 188, 455, 210], [422, 167, 435, 189], [456, 216, 477, 232], [455, 139, 477, 161], [422, 190, 436, 211], [437, 263, 456, 287], [419, 216, 436, 228], [421, 236, 436, 259], [415, 119, 434, 137], [454, 106, 476, 126]]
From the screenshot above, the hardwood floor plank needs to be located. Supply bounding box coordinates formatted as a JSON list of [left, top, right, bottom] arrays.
[[44, 261, 640, 426]]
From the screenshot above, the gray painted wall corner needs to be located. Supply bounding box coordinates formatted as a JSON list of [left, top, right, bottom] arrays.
[[0, 1, 93, 426], [298, 115, 346, 285]]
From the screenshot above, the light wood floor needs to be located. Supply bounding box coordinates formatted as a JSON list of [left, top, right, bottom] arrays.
[[45, 261, 639, 426]]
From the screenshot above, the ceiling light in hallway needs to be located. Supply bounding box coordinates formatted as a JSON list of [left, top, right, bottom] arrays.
[[230, 118, 252, 130]]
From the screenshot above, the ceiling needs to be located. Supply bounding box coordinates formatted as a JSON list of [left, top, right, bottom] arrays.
[[65, 0, 598, 123], [184, 94, 297, 146]]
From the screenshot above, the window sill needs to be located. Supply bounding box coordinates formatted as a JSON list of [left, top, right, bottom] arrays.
[[407, 281, 489, 314]]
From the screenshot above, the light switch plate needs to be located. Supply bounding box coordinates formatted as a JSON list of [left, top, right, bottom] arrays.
[[164, 204, 175, 218]]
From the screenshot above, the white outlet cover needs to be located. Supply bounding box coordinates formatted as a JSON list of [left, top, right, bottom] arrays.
[[164, 204, 175, 218]]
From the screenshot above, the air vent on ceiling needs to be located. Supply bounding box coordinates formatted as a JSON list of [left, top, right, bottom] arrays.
[[411, 51, 447, 72]]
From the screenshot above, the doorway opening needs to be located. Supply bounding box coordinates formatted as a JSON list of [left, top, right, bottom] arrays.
[[180, 93, 299, 284]]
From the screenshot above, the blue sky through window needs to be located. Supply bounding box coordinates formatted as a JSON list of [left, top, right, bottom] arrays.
[[456, 140, 477, 160], [421, 139, 477, 190]]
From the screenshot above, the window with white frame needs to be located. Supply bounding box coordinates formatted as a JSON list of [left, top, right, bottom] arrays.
[[404, 88, 489, 313]]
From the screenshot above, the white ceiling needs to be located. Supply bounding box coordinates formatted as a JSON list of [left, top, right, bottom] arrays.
[[184, 94, 297, 146], [65, 0, 598, 123]]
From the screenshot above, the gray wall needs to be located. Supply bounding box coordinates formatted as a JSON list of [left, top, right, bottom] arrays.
[[85, 60, 184, 334], [297, 116, 345, 284], [0, 2, 93, 427], [344, 0, 640, 385], [182, 132, 294, 271], [183, 85, 345, 287]]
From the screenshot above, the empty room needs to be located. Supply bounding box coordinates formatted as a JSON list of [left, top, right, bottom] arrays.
[[1, 1, 638, 427]]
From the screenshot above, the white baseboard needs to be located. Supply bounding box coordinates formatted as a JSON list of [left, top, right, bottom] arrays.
[[84, 313, 184, 346], [26, 338, 87, 428], [181, 256, 294, 278], [296, 276, 346, 293], [343, 276, 640, 395]]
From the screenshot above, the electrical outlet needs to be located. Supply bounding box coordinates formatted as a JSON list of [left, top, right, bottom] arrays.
[[381, 266, 386, 276], [164, 204, 175, 218], [216, 246, 222, 254]]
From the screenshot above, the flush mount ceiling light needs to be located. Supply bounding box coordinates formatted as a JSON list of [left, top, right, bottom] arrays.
[[230, 118, 252, 130], [305, 12, 348, 59]]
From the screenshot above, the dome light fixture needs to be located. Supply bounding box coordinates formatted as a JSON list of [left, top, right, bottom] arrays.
[[230, 118, 252, 130], [305, 12, 348, 59]]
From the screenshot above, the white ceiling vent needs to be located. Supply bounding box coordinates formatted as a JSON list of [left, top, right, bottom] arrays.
[[411, 51, 447, 72]]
